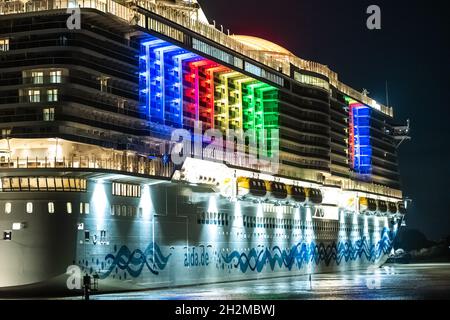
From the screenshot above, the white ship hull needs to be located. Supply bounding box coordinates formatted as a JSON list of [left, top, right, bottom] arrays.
[[0, 178, 398, 296]]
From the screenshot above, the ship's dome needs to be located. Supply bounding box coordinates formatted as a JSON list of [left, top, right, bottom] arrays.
[[229, 35, 293, 56]]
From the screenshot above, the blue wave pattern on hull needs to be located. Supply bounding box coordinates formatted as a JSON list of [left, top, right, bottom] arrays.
[[96, 228, 395, 279], [100, 242, 173, 279], [222, 228, 394, 273]]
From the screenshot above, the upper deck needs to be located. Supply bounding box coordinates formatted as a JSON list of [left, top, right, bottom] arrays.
[[0, 0, 393, 117]]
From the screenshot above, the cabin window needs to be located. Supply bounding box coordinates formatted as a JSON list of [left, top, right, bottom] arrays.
[[112, 182, 141, 198], [0, 38, 9, 51], [3, 231, 12, 241], [5, 202, 12, 214], [50, 70, 62, 84], [0, 177, 86, 192], [29, 178, 38, 191], [62, 178, 70, 190], [43, 108, 55, 121], [66, 202, 72, 214], [48, 202, 55, 214], [28, 89, 40, 103], [100, 230, 106, 243], [47, 89, 58, 102], [26, 202, 33, 213], [38, 178, 47, 189], [31, 71, 44, 84]]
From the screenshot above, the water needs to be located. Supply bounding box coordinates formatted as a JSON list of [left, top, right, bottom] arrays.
[[74, 263, 450, 300]]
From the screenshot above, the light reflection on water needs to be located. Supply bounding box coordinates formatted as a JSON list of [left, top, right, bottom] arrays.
[[72, 263, 450, 300]]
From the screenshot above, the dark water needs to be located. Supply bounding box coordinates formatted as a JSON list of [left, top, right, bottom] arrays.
[[67, 263, 450, 300]]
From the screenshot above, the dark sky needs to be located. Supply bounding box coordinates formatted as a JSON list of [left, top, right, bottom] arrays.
[[197, 0, 450, 240]]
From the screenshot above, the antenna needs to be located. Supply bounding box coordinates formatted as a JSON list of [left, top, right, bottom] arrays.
[[385, 80, 390, 107]]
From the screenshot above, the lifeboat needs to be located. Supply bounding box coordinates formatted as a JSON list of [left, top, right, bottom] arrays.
[[359, 197, 377, 213], [305, 188, 322, 204], [398, 201, 407, 214], [388, 202, 398, 214], [236, 177, 267, 200], [377, 200, 388, 213], [265, 181, 287, 201], [368, 198, 377, 212], [286, 185, 306, 204]]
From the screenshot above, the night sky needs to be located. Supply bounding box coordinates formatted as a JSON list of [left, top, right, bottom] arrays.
[[197, 0, 450, 240]]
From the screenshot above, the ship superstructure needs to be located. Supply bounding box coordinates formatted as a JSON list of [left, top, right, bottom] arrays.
[[0, 0, 409, 293]]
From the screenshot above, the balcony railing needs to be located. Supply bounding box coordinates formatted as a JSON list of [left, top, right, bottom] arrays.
[[0, 155, 174, 178], [342, 178, 403, 199], [0, 152, 402, 197], [0, 0, 393, 117]]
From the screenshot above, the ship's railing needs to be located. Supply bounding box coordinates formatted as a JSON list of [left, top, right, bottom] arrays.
[[342, 179, 403, 199], [0, 156, 402, 197], [0, 0, 393, 117], [202, 149, 277, 174], [0, 0, 146, 27], [0, 156, 174, 178]]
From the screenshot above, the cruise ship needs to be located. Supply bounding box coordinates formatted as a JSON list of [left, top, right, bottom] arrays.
[[0, 0, 410, 295]]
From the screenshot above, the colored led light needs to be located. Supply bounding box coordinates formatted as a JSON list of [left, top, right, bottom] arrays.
[[139, 35, 279, 158], [346, 96, 372, 175]]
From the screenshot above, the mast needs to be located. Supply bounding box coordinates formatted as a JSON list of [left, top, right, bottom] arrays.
[[385, 80, 390, 107]]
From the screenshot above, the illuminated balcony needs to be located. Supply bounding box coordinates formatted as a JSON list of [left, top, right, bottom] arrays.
[[0, 138, 174, 178]]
